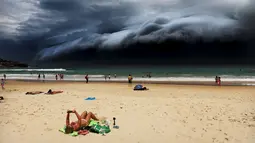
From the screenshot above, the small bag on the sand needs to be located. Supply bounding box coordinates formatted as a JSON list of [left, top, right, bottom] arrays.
[[90, 124, 111, 134]]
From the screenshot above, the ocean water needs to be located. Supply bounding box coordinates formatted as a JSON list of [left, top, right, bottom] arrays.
[[0, 66, 255, 85]]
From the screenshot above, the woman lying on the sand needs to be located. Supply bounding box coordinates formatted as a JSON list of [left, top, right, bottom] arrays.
[[25, 91, 44, 95], [65, 109, 99, 134], [46, 89, 63, 94]]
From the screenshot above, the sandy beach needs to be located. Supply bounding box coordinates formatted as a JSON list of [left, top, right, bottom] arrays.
[[0, 80, 255, 143]]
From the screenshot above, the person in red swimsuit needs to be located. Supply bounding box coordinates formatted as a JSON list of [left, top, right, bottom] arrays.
[[65, 109, 99, 133], [85, 74, 89, 83]]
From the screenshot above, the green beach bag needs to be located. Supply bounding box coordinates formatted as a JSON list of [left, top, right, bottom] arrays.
[[90, 124, 111, 134]]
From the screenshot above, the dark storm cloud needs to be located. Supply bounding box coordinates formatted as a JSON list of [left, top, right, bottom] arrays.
[[0, 0, 254, 64]]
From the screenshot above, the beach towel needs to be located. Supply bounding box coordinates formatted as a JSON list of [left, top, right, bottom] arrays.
[[85, 97, 96, 100], [59, 126, 79, 136], [89, 120, 99, 126]]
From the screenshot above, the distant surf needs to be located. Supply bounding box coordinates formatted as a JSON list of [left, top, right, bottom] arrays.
[[2, 74, 255, 86], [0, 67, 255, 86]]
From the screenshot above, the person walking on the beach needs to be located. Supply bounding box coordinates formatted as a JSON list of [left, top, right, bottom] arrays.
[[85, 74, 89, 83], [1, 79, 5, 90], [60, 74, 63, 80], [55, 74, 58, 80], [148, 73, 151, 78], [38, 74, 41, 80], [43, 74, 45, 82], [217, 77, 221, 86], [215, 76, 218, 83], [65, 109, 99, 133], [128, 74, 133, 83], [3, 74, 6, 80]]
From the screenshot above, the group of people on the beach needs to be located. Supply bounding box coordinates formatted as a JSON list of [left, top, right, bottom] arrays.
[[37, 74, 45, 81], [142, 73, 152, 78], [37, 73, 65, 81], [104, 74, 117, 81], [215, 76, 221, 86], [1, 73, 223, 91], [84, 74, 133, 83], [56, 74, 64, 80]]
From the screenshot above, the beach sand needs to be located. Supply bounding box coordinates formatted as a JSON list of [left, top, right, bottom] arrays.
[[0, 80, 255, 143]]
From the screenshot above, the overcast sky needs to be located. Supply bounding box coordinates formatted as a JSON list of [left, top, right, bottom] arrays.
[[0, 0, 254, 64]]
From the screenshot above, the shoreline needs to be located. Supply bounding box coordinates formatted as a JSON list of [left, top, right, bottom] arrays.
[[11, 79, 255, 86]]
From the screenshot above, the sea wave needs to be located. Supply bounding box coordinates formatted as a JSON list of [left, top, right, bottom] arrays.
[[2, 74, 255, 82]]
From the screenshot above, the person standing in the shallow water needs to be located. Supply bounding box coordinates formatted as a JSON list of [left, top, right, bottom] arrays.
[[108, 74, 111, 80], [85, 74, 89, 83], [215, 76, 218, 84], [43, 74, 45, 82], [3, 74, 6, 80], [38, 74, 40, 80], [104, 75, 107, 81], [128, 74, 133, 83], [55, 74, 58, 80], [148, 73, 151, 78], [1, 79, 5, 90], [217, 77, 221, 86]]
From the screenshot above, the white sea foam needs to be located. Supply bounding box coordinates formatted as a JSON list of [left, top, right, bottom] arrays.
[[2, 74, 255, 86]]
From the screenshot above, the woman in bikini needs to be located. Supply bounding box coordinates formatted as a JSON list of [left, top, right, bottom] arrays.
[[46, 89, 63, 94], [65, 109, 99, 133], [26, 91, 44, 95]]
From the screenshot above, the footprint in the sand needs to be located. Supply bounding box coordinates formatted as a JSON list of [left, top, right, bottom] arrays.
[[191, 127, 196, 132], [248, 124, 255, 127], [44, 127, 53, 131]]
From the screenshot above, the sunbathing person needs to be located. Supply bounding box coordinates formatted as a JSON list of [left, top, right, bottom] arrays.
[[26, 91, 44, 95], [46, 89, 63, 94], [65, 110, 99, 133], [0, 96, 4, 100]]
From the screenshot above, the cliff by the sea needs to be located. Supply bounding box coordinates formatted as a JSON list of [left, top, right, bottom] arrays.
[[0, 58, 28, 68]]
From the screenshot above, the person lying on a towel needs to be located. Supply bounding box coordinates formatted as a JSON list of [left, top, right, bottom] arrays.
[[26, 91, 44, 95], [46, 89, 63, 94], [65, 109, 99, 134]]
